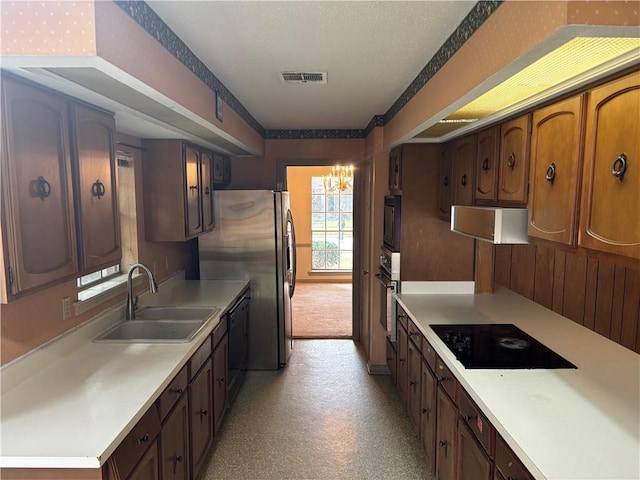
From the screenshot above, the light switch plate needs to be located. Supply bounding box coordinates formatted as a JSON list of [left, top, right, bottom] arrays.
[[62, 297, 72, 320]]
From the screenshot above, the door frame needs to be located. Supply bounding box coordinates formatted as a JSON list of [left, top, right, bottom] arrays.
[[276, 159, 364, 342]]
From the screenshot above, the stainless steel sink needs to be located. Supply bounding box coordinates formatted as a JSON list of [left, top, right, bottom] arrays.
[[94, 306, 220, 343]]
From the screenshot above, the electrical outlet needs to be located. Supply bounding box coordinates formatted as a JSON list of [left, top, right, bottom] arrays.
[[62, 297, 72, 320]]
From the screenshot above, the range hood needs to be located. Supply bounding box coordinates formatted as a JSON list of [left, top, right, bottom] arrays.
[[451, 206, 528, 244]]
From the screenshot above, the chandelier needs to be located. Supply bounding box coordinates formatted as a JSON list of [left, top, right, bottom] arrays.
[[323, 165, 354, 192]]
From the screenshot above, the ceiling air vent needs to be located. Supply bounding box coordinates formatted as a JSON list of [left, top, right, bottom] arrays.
[[279, 71, 327, 84]]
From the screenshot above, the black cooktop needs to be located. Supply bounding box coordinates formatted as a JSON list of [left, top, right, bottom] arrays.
[[429, 324, 577, 369]]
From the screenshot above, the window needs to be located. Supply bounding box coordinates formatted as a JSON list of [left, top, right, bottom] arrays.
[[77, 264, 121, 290], [311, 176, 353, 270]]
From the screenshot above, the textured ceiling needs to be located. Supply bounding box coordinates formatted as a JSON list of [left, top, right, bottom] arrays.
[[146, 1, 476, 130]]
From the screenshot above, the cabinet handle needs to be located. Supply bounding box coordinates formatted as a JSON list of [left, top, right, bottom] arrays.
[[461, 413, 475, 422], [91, 179, 106, 199], [216, 376, 225, 384], [169, 387, 183, 395], [422, 407, 431, 418], [461, 174, 468, 187], [507, 152, 516, 169], [204, 185, 211, 195], [138, 433, 150, 444], [199, 409, 208, 422], [612, 153, 627, 181], [172, 455, 183, 475], [507, 477, 519, 480], [189, 185, 199, 191], [482, 158, 489, 171], [34, 176, 52, 200], [545, 163, 556, 184], [443, 175, 449, 187], [439, 440, 448, 457], [436, 375, 446, 382], [409, 380, 417, 387]]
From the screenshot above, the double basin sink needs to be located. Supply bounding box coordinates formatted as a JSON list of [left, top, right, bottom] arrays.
[[94, 306, 220, 343]]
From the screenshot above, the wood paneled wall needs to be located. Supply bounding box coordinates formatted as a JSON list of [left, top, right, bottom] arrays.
[[495, 244, 640, 353]]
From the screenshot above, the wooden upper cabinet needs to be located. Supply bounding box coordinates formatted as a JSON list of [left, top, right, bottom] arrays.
[[474, 126, 500, 204], [498, 114, 531, 204], [438, 143, 454, 221], [579, 70, 640, 260], [142, 140, 214, 241], [452, 134, 476, 206], [212, 153, 231, 187], [72, 103, 121, 272], [1, 78, 78, 297], [528, 95, 585, 246]]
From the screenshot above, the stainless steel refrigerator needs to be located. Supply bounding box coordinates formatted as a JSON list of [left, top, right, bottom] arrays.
[[198, 190, 297, 369]]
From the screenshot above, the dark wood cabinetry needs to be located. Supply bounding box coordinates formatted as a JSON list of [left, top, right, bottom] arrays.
[[528, 95, 585, 246], [1, 76, 120, 301], [72, 103, 121, 272], [407, 331, 423, 436], [212, 153, 231, 187], [128, 440, 160, 480], [495, 435, 534, 480], [159, 394, 189, 480], [213, 334, 228, 433], [189, 357, 213, 479], [579, 70, 640, 260], [141, 140, 215, 242], [458, 422, 492, 480], [452, 135, 477, 206], [396, 320, 409, 407], [388, 146, 403, 193], [498, 114, 531, 204], [474, 126, 500, 204], [438, 143, 454, 221], [420, 359, 437, 472], [435, 387, 458, 480]]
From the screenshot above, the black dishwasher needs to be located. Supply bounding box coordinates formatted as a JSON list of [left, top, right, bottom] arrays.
[[227, 293, 250, 403]]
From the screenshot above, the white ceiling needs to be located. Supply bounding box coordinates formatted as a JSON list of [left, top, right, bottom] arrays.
[[146, 1, 477, 130]]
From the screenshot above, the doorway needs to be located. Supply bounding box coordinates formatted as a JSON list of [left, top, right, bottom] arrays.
[[284, 165, 354, 339]]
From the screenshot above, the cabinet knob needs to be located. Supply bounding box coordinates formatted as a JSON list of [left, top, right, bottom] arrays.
[[461, 174, 468, 187], [443, 175, 449, 187], [33, 176, 52, 201], [169, 387, 183, 395], [91, 179, 106, 199], [507, 152, 516, 169], [612, 153, 627, 181], [462, 413, 475, 422], [545, 163, 556, 184], [422, 407, 431, 418], [189, 184, 199, 191], [138, 433, 150, 444], [482, 158, 489, 171], [204, 185, 211, 195]]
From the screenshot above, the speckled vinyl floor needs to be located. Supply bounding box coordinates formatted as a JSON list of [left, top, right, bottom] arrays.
[[201, 339, 434, 480]]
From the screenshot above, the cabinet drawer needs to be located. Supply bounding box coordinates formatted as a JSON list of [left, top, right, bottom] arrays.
[[421, 337, 436, 373], [108, 405, 160, 480], [397, 305, 408, 330], [157, 364, 188, 422], [212, 317, 227, 349], [407, 320, 422, 350], [459, 390, 494, 456], [189, 335, 212, 380], [495, 435, 534, 480], [435, 356, 458, 405]]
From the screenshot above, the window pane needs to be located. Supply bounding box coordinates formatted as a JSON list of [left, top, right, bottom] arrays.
[[311, 176, 325, 194], [80, 271, 101, 286], [312, 213, 326, 230], [312, 231, 326, 250], [340, 231, 353, 250], [340, 213, 353, 231], [326, 232, 340, 251], [326, 248, 339, 269], [312, 195, 325, 212], [326, 195, 339, 212], [339, 251, 353, 269], [312, 250, 325, 269], [340, 195, 353, 212], [326, 213, 339, 231]]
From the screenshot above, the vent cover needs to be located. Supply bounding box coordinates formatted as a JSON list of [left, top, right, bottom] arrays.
[[279, 71, 327, 84]]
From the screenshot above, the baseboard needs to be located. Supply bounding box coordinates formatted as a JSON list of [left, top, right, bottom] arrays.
[[367, 363, 391, 375]]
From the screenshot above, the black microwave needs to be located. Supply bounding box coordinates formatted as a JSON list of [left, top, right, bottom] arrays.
[[383, 195, 401, 252]]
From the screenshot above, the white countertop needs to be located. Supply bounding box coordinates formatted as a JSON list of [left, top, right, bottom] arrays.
[[0, 273, 249, 469], [396, 285, 640, 480]]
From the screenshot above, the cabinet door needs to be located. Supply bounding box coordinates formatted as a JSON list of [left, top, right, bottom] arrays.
[[528, 95, 585, 245], [458, 423, 492, 480], [183, 144, 202, 238], [407, 338, 422, 436], [1, 78, 78, 296], [129, 439, 160, 480], [386, 337, 397, 383], [396, 322, 409, 407], [160, 395, 189, 480], [453, 135, 476, 206], [421, 360, 437, 473], [213, 334, 228, 433], [436, 388, 458, 480], [212, 153, 230, 186], [579, 71, 640, 259], [189, 358, 213, 479], [72, 103, 121, 271], [438, 143, 454, 220], [498, 114, 531, 204], [200, 150, 215, 233], [475, 126, 500, 204], [389, 146, 403, 192]]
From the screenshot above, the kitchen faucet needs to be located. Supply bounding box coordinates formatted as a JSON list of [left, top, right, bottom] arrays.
[[125, 263, 159, 320]]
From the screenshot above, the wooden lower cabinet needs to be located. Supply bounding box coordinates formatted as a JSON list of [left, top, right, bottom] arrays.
[[386, 336, 397, 382], [129, 440, 160, 480], [159, 394, 189, 480], [458, 423, 492, 480], [435, 388, 458, 480], [213, 334, 228, 433], [189, 358, 213, 479], [420, 360, 437, 473], [396, 322, 409, 407], [407, 337, 423, 436]]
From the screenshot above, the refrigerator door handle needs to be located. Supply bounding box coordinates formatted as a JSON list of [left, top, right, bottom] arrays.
[[287, 209, 297, 298]]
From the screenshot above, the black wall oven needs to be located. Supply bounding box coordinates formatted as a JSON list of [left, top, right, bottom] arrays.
[[383, 195, 401, 252]]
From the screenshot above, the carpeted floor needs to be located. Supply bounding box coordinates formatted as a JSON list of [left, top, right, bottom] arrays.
[[292, 283, 352, 338]]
